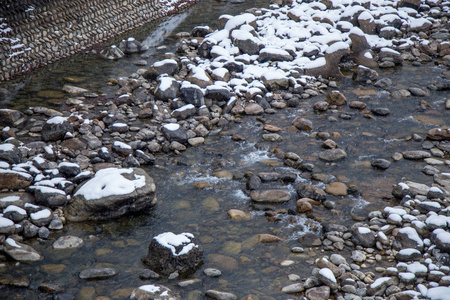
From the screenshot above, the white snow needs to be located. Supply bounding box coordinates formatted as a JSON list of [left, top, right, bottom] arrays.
[[388, 213, 402, 223], [0, 216, 14, 227], [358, 227, 370, 234], [58, 162, 80, 168], [163, 123, 180, 131], [154, 232, 198, 256], [318, 268, 336, 283], [384, 206, 407, 216], [34, 186, 66, 195], [398, 248, 420, 256], [325, 41, 349, 54], [427, 287, 450, 300], [0, 168, 32, 180], [46, 116, 67, 124], [30, 209, 51, 220], [406, 262, 427, 274], [112, 123, 127, 128], [434, 229, 450, 244], [74, 168, 145, 200], [0, 161, 10, 169], [0, 143, 15, 151], [3, 205, 26, 215], [0, 195, 20, 203], [370, 277, 391, 289], [426, 215, 447, 228], [154, 59, 177, 68], [6, 238, 21, 248], [173, 104, 195, 112], [159, 76, 176, 92], [398, 227, 423, 247], [113, 141, 131, 150], [398, 272, 415, 280], [139, 284, 160, 293]]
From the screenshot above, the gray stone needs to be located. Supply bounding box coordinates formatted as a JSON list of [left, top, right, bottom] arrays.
[[296, 183, 326, 201], [0, 143, 22, 164], [204, 268, 222, 277], [205, 290, 237, 300], [34, 187, 67, 208], [250, 189, 291, 203], [305, 286, 331, 300], [3, 238, 43, 262], [41, 117, 74, 142], [371, 158, 391, 170], [53, 235, 84, 250], [79, 268, 118, 279], [161, 124, 188, 144], [130, 284, 181, 300], [319, 149, 347, 162]]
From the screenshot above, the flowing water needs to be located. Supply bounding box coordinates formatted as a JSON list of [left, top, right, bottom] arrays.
[[0, 0, 449, 299]]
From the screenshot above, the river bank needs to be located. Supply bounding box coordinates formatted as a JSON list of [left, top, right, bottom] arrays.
[[0, 0, 449, 299]]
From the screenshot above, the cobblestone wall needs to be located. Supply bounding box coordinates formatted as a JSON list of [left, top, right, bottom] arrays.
[[0, 0, 197, 81]]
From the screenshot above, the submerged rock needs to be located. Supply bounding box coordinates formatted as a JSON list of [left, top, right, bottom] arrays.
[[65, 168, 156, 222], [130, 284, 182, 300]]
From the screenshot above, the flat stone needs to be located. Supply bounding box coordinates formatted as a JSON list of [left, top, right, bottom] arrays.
[[53, 236, 84, 250], [227, 209, 252, 220], [205, 290, 237, 300], [79, 268, 117, 279], [324, 182, 347, 196], [250, 189, 291, 203]]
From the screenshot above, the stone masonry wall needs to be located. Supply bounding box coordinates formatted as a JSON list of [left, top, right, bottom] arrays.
[[0, 0, 197, 81]]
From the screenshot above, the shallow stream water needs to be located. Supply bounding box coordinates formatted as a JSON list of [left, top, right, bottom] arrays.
[[0, 0, 449, 299]]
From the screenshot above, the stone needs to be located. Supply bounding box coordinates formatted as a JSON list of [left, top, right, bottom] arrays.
[[353, 65, 379, 82], [325, 91, 347, 106], [142, 232, 203, 276], [402, 150, 431, 160], [227, 209, 252, 220], [317, 268, 337, 289], [371, 158, 391, 170], [292, 117, 313, 131], [352, 226, 376, 248], [65, 168, 156, 222], [244, 103, 264, 115], [0, 143, 22, 164], [119, 37, 147, 54], [232, 30, 262, 55], [298, 232, 322, 247], [262, 70, 289, 90], [257, 234, 283, 243], [395, 248, 422, 261], [53, 235, 84, 249], [172, 104, 196, 120], [427, 127, 450, 141], [394, 227, 424, 251], [324, 182, 347, 196], [371, 107, 390, 116], [351, 250, 366, 263], [204, 268, 222, 277], [0, 109, 23, 126], [319, 149, 347, 162], [0, 216, 15, 235], [281, 283, 305, 293], [250, 189, 291, 203], [296, 183, 326, 201], [99, 45, 124, 60], [3, 238, 43, 262], [155, 76, 180, 101], [41, 117, 74, 142], [130, 284, 181, 300], [180, 82, 204, 107], [259, 47, 293, 62], [0, 169, 32, 190], [205, 290, 237, 300], [305, 42, 350, 78], [62, 85, 88, 94], [79, 268, 118, 280], [34, 186, 67, 208]]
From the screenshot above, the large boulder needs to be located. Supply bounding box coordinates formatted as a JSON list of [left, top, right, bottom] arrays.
[[0, 143, 22, 164], [304, 42, 350, 78], [155, 76, 180, 101], [3, 238, 43, 262], [0, 109, 23, 127], [161, 123, 188, 144], [0, 169, 32, 190], [65, 168, 156, 222], [41, 116, 74, 142], [180, 82, 204, 107], [142, 232, 203, 276]]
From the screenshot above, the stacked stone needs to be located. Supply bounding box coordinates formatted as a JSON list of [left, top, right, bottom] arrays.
[[0, 0, 198, 81]]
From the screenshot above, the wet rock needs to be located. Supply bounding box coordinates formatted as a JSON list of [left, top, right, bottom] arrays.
[[250, 189, 290, 203], [205, 290, 237, 300], [142, 232, 203, 276], [53, 235, 84, 249], [130, 284, 182, 300], [99, 45, 124, 60], [119, 37, 147, 54], [79, 268, 117, 280], [371, 107, 390, 116], [402, 150, 431, 160], [41, 117, 74, 142], [244, 103, 264, 115], [353, 65, 379, 82], [204, 268, 222, 277], [257, 234, 283, 243], [65, 168, 156, 222], [292, 117, 313, 131], [371, 158, 391, 170], [296, 183, 326, 201], [427, 127, 450, 141], [3, 238, 43, 262], [282, 283, 305, 294], [38, 226, 50, 239], [22, 220, 39, 238], [62, 85, 88, 94], [313, 101, 329, 111], [139, 269, 161, 280], [324, 182, 347, 196], [325, 91, 347, 106], [318, 149, 347, 162], [227, 209, 252, 220], [298, 232, 322, 247]]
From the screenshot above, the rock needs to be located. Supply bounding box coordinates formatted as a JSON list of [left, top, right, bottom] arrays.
[[434, 229, 450, 253], [317, 268, 337, 289], [353, 65, 379, 82], [282, 283, 305, 294], [153, 59, 179, 76], [371, 107, 390, 116], [79, 268, 118, 280], [154, 76, 180, 101], [119, 37, 147, 54], [232, 30, 262, 55], [261, 69, 289, 90], [3, 205, 27, 222], [0, 216, 16, 234], [298, 232, 322, 247], [324, 182, 347, 196], [250, 189, 291, 203], [205, 290, 237, 300], [395, 248, 422, 261], [204, 268, 222, 277], [172, 104, 196, 120], [259, 47, 293, 62], [257, 234, 283, 243], [351, 250, 366, 263], [394, 227, 424, 251], [367, 277, 395, 296], [34, 186, 67, 208], [227, 209, 252, 220], [292, 117, 313, 131], [316, 258, 342, 278], [0, 169, 32, 190], [161, 123, 188, 144], [371, 158, 391, 170], [41, 117, 74, 142], [427, 127, 450, 141], [296, 198, 313, 212], [3, 238, 43, 262], [352, 226, 376, 248], [0, 143, 22, 164], [53, 236, 84, 249], [186, 67, 213, 88], [180, 82, 204, 107], [313, 101, 329, 111], [99, 45, 124, 60], [296, 183, 326, 201], [305, 42, 350, 78], [130, 284, 182, 300], [30, 208, 53, 226], [65, 168, 156, 222], [0, 109, 23, 126], [305, 286, 331, 300], [62, 85, 88, 94], [402, 150, 431, 160], [139, 269, 161, 280], [205, 85, 231, 102], [318, 149, 347, 162], [112, 141, 133, 156], [325, 91, 347, 106], [142, 232, 203, 276], [191, 25, 213, 37]]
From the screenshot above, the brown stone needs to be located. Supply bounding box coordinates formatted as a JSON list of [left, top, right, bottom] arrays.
[[324, 182, 348, 196], [227, 209, 252, 220], [325, 91, 347, 106], [0, 170, 32, 190], [257, 234, 283, 243], [193, 181, 211, 189]]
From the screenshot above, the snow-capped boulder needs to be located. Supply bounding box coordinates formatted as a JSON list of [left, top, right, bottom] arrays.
[[119, 37, 147, 54], [161, 123, 188, 144], [142, 232, 203, 276], [171, 104, 196, 120], [433, 229, 450, 253], [259, 47, 294, 62], [0, 143, 22, 164], [231, 29, 262, 55], [304, 42, 350, 78], [152, 59, 179, 76], [0, 169, 32, 190], [0, 216, 15, 235], [65, 168, 157, 222], [34, 186, 67, 208], [155, 76, 180, 101], [186, 66, 213, 88], [394, 227, 424, 251], [41, 116, 73, 142], [180, 82, 204, 107], [351, 225, 376, 248], [261, 69, 289, 90], [3, 238, 43, 262]]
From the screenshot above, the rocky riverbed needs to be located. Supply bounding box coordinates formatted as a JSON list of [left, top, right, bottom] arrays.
[[0, 0, 449, 299]]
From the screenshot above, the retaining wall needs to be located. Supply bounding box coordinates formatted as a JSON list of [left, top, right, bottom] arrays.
[[0, 0, 197, 81]]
